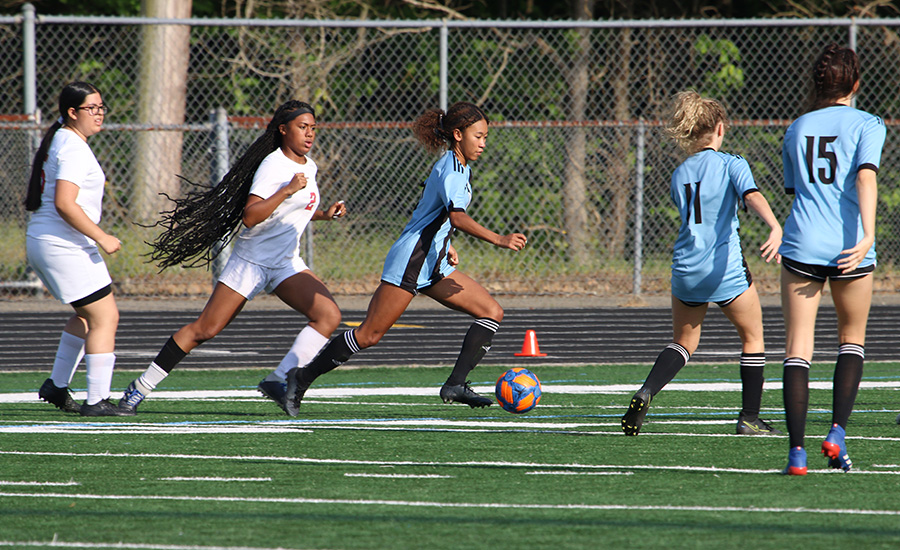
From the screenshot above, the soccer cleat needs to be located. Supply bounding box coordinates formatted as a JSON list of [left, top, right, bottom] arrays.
[[736, 414, 783, 435], [440, 381, 493, 408], [822, 424, 852, 472], [80, 398, 136, 417], [621, 388, 652, 436], [782, 446, 807, 475], [284, 367, 310, 417], [257, 378, 288, 413], [118, 381, 146, 413], [38, 378, 81, 413]]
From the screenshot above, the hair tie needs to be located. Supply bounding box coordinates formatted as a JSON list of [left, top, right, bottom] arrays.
[[57, 116, 64, 125], [438, 113, 444, 130]]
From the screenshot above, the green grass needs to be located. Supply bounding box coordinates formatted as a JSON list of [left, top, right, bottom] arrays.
[[1, 363, 899, 549]]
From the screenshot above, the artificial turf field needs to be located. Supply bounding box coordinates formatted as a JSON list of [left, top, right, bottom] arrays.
[[1, 363, 899, 549]]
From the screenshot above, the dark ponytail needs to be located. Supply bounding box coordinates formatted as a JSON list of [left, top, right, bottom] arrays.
[[146, 100, 316, 270], [412, 101, 489, 155], [25, 81, 100, 211], [808, 43, 859, 112]]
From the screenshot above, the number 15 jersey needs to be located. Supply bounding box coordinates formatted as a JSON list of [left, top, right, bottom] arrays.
[[780, 105, 885, 266]]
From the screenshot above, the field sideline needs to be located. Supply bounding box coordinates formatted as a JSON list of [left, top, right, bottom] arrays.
[[1, 364, 899, 549]]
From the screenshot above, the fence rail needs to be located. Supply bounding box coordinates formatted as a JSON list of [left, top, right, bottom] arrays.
[[1, 7, 898, 300]]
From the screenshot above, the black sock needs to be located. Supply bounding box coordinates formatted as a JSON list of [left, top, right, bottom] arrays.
[[642, 343, 689, 396], [445, 318, 499, 386], [739, 352, 765, 419], [832, 343, 864, 429], [152, 336, 188, 373], [298, 329, 360, 386], [782, 358, 810, 449]]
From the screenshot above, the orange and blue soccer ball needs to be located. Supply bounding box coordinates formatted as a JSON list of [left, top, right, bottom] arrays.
[[495, 368, 542, 414]]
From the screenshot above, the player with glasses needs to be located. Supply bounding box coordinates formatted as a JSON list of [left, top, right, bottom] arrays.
[[25, 81, 132, 416], [77, 104, 110, 116]]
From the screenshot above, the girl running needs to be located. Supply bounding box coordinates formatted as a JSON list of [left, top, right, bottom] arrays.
[[283, 101, 527, 416], [779, 44, 885, 475], [119, 100, 346, 413], [26, 81, 132, 416], [621, 90, 782, 436]]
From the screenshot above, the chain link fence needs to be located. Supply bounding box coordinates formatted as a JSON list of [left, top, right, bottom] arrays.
[[1, 10, 898, 301]]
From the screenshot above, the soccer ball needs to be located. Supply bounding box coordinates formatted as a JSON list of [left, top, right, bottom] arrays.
[[495, 368, 542, 414]]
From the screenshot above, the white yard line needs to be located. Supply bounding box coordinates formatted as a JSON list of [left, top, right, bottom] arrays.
[[1, 491, 898, 516], [0, 480, 79, 486], [2, 450, 899, 475], [3, 380, 900, 404], [0, 541, 305, 550]]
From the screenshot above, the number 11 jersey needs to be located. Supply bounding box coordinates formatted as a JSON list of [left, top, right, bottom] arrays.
[[780, 105, 885, 267], [670, 148, 759, 303]]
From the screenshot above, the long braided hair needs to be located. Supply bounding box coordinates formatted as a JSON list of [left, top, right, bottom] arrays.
[[808, 43, 859, 112], [25, 81, 101, 211], [146, 100, 315, 270]]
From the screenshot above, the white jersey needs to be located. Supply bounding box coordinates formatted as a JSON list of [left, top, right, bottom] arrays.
[[232, 148, 320, 268], [26, 129, 106, 248]]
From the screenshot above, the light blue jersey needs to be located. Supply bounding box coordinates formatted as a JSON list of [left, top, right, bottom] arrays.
[[381, 150, 472, 292], [670, 149, 759, 303], [780, 105, 885, 266]]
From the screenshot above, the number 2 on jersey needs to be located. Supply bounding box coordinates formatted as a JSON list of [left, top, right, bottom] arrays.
[[683, 181, 702, 224], [304, 191, 317, 210], [804, 135, 837, 184]]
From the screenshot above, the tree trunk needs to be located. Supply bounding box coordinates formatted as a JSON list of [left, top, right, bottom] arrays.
[[562, 0, 595, 266], [604, 26, 633, 260], [134, 0, 192, 223]]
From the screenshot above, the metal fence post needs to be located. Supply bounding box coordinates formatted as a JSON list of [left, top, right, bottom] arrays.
[[22, 3, 36, 117], [632, 120, 645, 298], [439, 21, 448, 111], [23, 3, 39, 157], [849, 17, 857, 109], [210, 107, 231, 282], [19, 3, 44, 295]]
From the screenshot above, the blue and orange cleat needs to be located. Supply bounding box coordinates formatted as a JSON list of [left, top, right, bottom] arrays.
[[822, 424, 852, 472], [782, 446, 807, 476]]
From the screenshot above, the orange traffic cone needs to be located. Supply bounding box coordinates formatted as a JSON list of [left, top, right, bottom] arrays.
[[514, 329, 547, 357]]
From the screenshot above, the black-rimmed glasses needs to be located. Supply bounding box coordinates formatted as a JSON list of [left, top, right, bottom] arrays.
[[77, 104, 110, 116]]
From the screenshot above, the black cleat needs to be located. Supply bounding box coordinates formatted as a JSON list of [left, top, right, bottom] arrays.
[[440, 381, 493, 408], [118, 381, 146, 413], [621, 388, 652, 436], [284, 367, 309, 417], [38, 378, 81, 413], [736, 413, 782, 435], [80, 398, 136, 417], [258, 379, 287, 413]]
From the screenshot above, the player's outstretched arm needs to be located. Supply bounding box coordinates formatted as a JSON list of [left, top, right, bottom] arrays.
[[744, 190, 782, 264], [448, 210, 527, 251], [313, 200, 347, 221]]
